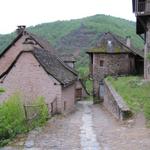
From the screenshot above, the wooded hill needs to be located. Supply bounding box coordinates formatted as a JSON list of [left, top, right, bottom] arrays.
[[0, 14, 144, 75]]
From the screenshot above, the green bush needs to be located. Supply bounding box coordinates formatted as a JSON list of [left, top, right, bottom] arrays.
[[0, 88, 5, 93], [30, 97, 49, 127], [0, 95, 49, 147], [0, 93, 26, 146]]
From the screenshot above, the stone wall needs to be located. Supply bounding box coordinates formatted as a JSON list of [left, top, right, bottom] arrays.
[[103, 80, 132, 120], [62, 83, 76, 113], [92, 53, 134, 102]]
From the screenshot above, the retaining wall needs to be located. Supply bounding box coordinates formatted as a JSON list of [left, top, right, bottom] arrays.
[[104, 80, 132, 120]]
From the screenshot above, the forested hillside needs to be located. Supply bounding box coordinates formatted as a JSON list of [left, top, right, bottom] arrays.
[[0, 14, 144, 76]]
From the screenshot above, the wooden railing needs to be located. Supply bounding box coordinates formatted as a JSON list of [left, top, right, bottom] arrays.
[[24, 98, 58, 121], [50, 97, 57, 116]]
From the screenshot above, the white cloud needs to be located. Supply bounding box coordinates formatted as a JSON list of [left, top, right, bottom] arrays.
[[0, 0, 135, 34]]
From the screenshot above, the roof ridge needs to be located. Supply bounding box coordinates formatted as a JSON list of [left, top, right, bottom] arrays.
[[108, 32, 141, 55], [55, 54, 78, 76]]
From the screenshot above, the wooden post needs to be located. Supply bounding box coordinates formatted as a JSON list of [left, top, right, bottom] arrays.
[[24, 105, 28, 121]]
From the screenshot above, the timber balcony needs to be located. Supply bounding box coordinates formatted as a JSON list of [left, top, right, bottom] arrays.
[[135, 1, 150, 16]]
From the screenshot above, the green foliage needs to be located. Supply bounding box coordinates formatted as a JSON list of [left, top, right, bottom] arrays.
[[0, 88, 5, 93], [85, 79, 93, 96], [30, 97, 49, 127], [0, 93, 26, 146], [107, 76, 150, 123], [0, 95, 49, 147]]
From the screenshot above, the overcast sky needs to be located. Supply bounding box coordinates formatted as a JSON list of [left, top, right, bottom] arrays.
[[0, 0, 135, 34]]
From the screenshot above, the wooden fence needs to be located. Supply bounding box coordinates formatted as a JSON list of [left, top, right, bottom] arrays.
[[23, 98, 58, 121]]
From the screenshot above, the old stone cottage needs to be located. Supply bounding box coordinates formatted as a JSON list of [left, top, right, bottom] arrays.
[[87, 32, 144, 103], [0, 26, 82, 114]]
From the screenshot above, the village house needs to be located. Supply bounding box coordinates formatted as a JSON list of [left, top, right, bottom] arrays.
[[60, 54, 89, 100], [132, 0, 150, 80], [87, 32, 144, 103], [0, 26, 84, 114]]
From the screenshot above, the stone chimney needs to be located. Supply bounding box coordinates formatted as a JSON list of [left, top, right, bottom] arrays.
[[126, 36, 131, 47], [16, 25, 26, 35]]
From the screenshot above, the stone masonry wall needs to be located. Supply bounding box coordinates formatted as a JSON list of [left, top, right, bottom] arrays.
[[104, 80, 132, 120], [0, 53, 63, 113], [92, 53, 133, 101]]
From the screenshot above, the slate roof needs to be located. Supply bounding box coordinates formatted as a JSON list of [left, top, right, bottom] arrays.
[[33, 48, 77, 86], [60, 54, 76, 62], [28, 33, 55, 53], [87, 32, 144, 58]]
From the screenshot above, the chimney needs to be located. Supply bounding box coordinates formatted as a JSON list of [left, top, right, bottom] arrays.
[[16, 25, 26, 35], [126, 36, 131, 47]]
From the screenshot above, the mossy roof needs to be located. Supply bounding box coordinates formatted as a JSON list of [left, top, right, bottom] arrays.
[[87, 32, 144, 58]]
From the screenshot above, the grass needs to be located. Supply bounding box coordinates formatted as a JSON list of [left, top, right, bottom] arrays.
[[107, 76, 150, 121]]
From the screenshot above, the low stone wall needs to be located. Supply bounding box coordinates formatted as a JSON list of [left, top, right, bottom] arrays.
[[104, 80, 132, 120]]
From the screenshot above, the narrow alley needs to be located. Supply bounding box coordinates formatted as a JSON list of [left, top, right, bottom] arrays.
[[2, 101, 150, 150]]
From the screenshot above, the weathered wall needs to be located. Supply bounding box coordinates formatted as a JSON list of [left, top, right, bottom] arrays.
[[0, 53, 62, 113], [92, 53, 134, 101], [104, 80, 132, 120], [62, 83, 75, 113]]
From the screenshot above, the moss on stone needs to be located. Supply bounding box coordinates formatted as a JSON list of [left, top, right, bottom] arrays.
[[115, 46, 122, 53], [90, 45, 107, 53]]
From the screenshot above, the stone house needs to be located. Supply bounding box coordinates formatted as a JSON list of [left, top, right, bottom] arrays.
[[60, 54, 89, 100], [132, 0, 150, 80], [0, 26, 78, 114], [87, 32, 144, 103]]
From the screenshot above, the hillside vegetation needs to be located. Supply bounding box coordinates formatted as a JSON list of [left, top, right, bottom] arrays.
[[0, 14, 144, 76]]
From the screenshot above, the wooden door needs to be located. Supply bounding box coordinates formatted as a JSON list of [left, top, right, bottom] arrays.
[[75, 88, 82, 100]]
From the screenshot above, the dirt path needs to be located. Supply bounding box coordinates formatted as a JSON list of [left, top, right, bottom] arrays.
[[2, 101, 150, 150]]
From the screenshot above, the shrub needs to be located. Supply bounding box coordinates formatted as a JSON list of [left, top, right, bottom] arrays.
[[0, 95, 49, 147], [0, 93, 26, 147], [29, 97, 49, 127], [0, 88, 5, 93]]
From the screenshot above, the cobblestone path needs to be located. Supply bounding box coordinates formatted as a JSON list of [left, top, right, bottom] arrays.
[[2, 101, 150, 150]]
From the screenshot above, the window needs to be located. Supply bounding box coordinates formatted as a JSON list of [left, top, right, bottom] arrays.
[[100, 60, 104, 67]]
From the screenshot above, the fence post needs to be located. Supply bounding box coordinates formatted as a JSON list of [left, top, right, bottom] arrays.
[[24, 105, 27, 121], [51, 102, 53, 116]]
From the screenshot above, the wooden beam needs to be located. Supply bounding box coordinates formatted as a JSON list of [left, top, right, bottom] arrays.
[[137, 17, 148, 32]]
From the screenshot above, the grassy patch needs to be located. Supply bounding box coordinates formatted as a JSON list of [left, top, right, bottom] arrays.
[[107, 76, 150, 121]]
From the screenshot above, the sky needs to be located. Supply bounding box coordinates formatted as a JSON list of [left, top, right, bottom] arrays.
[[0, 0, 135, 34]]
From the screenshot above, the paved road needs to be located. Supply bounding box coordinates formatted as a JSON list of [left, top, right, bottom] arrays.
[[2, 101, 150, 150]]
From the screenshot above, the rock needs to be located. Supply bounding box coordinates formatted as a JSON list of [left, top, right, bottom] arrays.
[[24, 140, 34, 148]]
